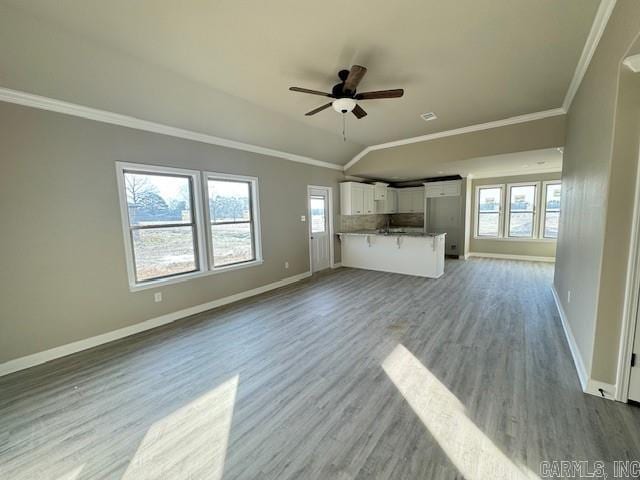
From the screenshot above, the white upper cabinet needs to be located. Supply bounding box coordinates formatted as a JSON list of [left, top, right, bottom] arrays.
[[363, 184, 375, 214], [424, 180, 461, 198], [397, 187, 425, 213], [376, 188, 397, 214], [341, 182, 375, 215], [374, 182, 388, 201]]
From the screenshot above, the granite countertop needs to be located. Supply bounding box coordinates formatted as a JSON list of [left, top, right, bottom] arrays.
[[337, 229, 446, 238]]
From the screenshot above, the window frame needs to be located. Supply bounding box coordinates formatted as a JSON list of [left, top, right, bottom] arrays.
[[310, 195, 327, 233], [473, 179, 561, 242], [115, 162, 208, 291], [203, 171, 263, 272], [540, 180, 562, 240], [116, 163, 264, 292], [475, 184, 505, 239], [505, 181, 540, 239]]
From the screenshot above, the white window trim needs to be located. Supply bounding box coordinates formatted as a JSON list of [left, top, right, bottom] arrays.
[[473, 180, 560, 242], [540, 180, 562, 240], [474, 184, 505, 239], [115, 163, 264, 292], [203, 171, 263, 271], [505, 181, 541, 240]]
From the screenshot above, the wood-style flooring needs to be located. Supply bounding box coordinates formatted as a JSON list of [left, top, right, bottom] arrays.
[[1, 259, 639, 479]]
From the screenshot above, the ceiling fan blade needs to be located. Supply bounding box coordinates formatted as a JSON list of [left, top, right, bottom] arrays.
[[352, 104, 367, 119], [343, 65, 367, 94], [356, 89, 404, 100], [290, 87, 334, 97], [305, 103, 333, 116]]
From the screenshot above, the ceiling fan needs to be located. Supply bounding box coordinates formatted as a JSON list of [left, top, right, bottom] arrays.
[[289, 65, 404, 119]]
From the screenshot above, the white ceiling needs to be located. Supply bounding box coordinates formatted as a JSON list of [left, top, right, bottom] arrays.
[[0, 0, 599, 165]]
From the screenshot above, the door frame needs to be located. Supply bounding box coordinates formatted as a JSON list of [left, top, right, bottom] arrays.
[[307, 185, 335, 273], [616, 146, 640, 402]]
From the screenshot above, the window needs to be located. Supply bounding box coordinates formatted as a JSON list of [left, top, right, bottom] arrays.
[[310, 196, 326, 233], [476, 186, 503, 237], [541, 181, 562, 239], [474, 179, 561, 241], [205, 173, 261, 269], [116, 163, 262, 290], [117, 164, 205, 285], [506, 183, 538, 238]]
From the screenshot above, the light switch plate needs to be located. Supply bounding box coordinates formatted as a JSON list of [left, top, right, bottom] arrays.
[[300, 215, 306, 222]]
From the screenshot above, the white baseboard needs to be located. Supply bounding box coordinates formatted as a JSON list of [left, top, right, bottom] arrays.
[[551, 285, 591, 393], [331, 262, 342, 269], [586, 379, 617, 400], [468, 252, 555, 263], [0, 271, 311, 377]]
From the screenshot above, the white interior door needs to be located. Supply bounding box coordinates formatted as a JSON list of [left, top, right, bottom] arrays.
[[309, 187, 331, 272], [629, 313, 640, 402]]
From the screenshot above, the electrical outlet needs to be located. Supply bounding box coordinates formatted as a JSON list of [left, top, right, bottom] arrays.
[[300, 215, 306, 222], [285, 261, 289, 269], [154, 292, 162, 303], [567, 290, 571, 304]]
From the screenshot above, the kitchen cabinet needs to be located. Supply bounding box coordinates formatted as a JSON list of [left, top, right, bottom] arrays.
[[340, 182, 375, 215], [424, 180, 461, 198], [376, 188, 397, 213], [374, 182, 388, 201], [397, 188, 424, 213]]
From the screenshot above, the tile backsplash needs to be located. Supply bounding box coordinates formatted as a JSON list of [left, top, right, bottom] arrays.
[[339, 214, 387, 232], [390, 213, 424, 228], [339, 213, 425, 232]]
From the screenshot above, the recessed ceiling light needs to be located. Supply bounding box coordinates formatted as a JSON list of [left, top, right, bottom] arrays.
[[421, 112, 437, 122]]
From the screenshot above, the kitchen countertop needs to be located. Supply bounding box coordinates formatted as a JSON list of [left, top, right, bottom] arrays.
[[337, 230, 446, 238]]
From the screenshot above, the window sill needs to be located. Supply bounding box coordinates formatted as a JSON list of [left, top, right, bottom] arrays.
[[473, 236, 556, 243], [129, 259, 264, 292]]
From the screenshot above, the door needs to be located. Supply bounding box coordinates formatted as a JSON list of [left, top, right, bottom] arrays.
[[629, 313, 640, 401], [352, 184, 364, 215], [309, 187, 331, 272], [411, 189, 425, 213], [398, 190, 412, 213], [364, 186, 375, 214]]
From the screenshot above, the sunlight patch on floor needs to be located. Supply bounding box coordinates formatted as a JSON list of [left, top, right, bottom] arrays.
[[382, 344, 535, 480], [122, 375, 239, 480]]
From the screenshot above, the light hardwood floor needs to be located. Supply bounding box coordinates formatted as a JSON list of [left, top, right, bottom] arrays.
[[1, 259, 639, 479]]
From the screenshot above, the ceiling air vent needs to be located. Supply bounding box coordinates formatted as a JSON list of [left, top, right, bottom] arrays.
[[420, 112, 437, 122]]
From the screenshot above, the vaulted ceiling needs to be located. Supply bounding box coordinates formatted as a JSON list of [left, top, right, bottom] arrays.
[[0, 0, 600, 165]]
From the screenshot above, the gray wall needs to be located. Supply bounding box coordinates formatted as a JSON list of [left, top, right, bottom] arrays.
[[0, 102, 343, 363], [593, 45, 640, 382], [554, 1, 640, 383], [470, 172, 561, 258]]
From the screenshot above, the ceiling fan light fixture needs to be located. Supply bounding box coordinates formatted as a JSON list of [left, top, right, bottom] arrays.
[[333, 98, 356, 114]]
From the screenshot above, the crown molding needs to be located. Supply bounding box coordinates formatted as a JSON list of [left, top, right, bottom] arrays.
[[623, 53, 640, 73], [562, 0, 617, 111], [0, 87, 344, 172], [469, 165, 562, 180], [343, 108, 566, 171]]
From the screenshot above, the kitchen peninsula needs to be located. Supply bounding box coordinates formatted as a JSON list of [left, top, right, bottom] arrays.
[[338, 229, 446, 278]]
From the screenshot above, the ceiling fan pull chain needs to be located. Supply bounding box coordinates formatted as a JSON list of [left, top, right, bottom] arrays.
[[342, 114, 346, 142]]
